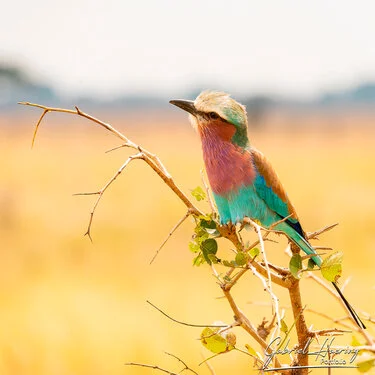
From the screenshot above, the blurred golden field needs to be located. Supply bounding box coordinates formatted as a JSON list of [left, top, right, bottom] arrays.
[[1, 109, 375, 374]]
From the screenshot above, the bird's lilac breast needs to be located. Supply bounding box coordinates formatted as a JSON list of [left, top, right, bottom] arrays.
[[200, 129, 256, 196]]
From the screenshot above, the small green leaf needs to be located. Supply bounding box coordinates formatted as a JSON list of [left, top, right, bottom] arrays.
[[198, 214, 212, 221], [207, 254, 219, 264], [321, 251, 343, 282], [194, 227, 209, 243], [307, 258, 316, 270], [200, 219, 219, 236], [191, 186, 206, 201], [188, 241, 200, 253], [193, 253, 205, 266], [289, 254, 303, 279], [201, 327, 235, 354], [351, 335, 362, 347], [280, 319, 288, 334], [223, 275, 231, 282], [200, 219, 217, 230], [245, 344, 257, 357], [356, 355, 375, 373], [249, 247, 260, 258], [201, 238, 218, 264], [235, 252, 249, 266], [222, 260, 235, 267], [201, 328, 227, 354]]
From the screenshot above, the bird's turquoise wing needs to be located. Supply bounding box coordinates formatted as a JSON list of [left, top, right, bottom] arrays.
[[251, 148, 304, 236]]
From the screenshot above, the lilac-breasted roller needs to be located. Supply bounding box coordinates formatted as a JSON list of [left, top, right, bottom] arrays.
[[170, 91, 365, 329]]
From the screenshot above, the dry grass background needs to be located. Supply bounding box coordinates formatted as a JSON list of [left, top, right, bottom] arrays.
[[0, 109, 374, 374]]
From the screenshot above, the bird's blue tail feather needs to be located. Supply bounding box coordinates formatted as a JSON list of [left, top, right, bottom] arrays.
[[274, 221, 322, 266]]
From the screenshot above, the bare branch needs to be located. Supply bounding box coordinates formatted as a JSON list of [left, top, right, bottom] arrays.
[[246, 219, 282, 340], [306, 223, 338, 240], [164, 352, 199, 375], [125, 362, 180, 375], [31, 108, 49, 147], [150, 210, 192, 264], [309, 328, 350, 337], [201, 354, 216, 375], [19, 101, 203, 224], [220, 286, 283, 370], [248, 301, 357, 331], [146, 300, 227, 328], [287, 244, 310, 373], [200, 169, 216, 213], [74, 153, 143, 241]]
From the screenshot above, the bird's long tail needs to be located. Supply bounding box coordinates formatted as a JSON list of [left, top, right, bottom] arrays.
[[275, 221, 366, 329]]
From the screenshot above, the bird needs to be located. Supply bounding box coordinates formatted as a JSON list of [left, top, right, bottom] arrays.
[[170, 90, 365, 330]]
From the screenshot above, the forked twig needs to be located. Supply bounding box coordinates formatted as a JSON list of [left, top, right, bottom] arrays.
[[74, 152, 144, 241], [19, 102, 203, 237], [164, 352, 199, 375]]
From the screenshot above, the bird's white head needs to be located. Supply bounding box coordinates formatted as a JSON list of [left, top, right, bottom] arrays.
[[170, 90, 249, 147]]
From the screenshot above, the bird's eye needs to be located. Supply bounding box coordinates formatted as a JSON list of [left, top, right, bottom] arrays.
[[208, 112, 219, 120]]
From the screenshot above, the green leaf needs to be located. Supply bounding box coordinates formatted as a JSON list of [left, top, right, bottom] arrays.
[[235, 252, 249, 266], [289, 254, 302, 279], [245, 344, 262, 360], [222, 260, 235, 267], [191, 186, 206, 201], [249, 247, 260, 258], [200, 219, 219, 236], [280, 319, 288, 334], [321, 251, 343, 282], [188, 241, 200, 253], [194, 228, 209, 243], [201, 327, 235, 354], [356, 355, 375, 373], [201, 238, 218, 264], [193, 253, 205, 266], [200, 219, 217, 229], [198, 214, 212, 221], [351, 335, 363, 347], [223, 275, 231, 282], [307, 258, 316, 270], [207, 254, 219, 264], [245, 344, 257, 357]]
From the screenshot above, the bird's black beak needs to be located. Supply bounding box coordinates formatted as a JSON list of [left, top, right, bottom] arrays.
[[169, 99, 197, 116]]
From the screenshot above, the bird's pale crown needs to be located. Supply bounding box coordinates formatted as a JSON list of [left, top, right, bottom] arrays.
[[194, 90, 248, 129]]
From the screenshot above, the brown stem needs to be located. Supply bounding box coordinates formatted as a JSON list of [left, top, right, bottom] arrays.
[[287, 244, 310, 374]]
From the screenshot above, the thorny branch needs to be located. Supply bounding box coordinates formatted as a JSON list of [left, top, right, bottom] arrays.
[[21, 101, 372, 374], [146, 300, 228, 329], [19, 101, 203, 238], [126, 353, 199, 375]]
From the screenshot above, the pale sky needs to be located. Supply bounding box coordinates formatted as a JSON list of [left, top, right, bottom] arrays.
[[2, 0, 375, 99]]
